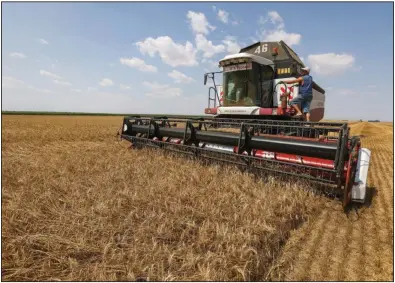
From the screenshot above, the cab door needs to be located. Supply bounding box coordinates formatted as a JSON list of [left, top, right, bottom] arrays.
[[259, 65, 274, 108]]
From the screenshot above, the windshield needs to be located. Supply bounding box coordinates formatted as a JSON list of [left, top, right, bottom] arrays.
[[223, 63, 259, 106]]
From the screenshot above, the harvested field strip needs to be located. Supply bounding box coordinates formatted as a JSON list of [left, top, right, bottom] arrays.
[[270, 122, 394, 281]]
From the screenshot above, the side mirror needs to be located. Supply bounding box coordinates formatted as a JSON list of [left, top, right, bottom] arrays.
[[204, 74, 208, 85]]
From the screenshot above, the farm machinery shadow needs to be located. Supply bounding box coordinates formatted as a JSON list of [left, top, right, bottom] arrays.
[[344, 186, 377, 215]]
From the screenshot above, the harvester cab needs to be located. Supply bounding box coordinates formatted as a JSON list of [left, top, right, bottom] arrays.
[[204, 41, 325, 122]]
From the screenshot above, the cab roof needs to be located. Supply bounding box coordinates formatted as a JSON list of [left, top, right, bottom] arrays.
[[218, 53, 274, 67], [239, 40, 305, 66]]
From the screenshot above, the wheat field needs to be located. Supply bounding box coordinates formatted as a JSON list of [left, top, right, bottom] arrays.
[[269, 121, 394, 281], [1, 115, 393, 281]]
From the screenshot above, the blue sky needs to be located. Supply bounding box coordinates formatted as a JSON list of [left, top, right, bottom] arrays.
[[2, 2, 393, 121]]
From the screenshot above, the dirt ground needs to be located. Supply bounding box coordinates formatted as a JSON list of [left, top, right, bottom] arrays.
[[2, 116, 393, 281]]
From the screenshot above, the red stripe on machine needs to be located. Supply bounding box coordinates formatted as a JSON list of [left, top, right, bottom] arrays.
[[254, 150, 335, 169], [205, 108, 218, 114], [258, 108, 273, 115]]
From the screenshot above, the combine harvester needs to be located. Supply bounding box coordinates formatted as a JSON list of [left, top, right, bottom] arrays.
[[119, 41, 371, 209], [203, 41, 325, 122]]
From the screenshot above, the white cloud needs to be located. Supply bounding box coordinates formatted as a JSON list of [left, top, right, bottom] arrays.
[[2, 76, 25, 88], [217, 9, 229, 24], [212, 5, 216, 12], [258, 11, 301, 46], [10, 52, 26, 59], [119, 57, 157, 72], [71, 89, 82, 93], [27, 86, 52, 93], [39, 38, 49, 45], [267, 11, 284, 29], [222, 36, 241, 54], [231, 20, 240, 26], [258, 15, 267, 26], [262, 30, 302, 46], [168, 70, 194, 84], [39, 69, 71, 86], [195, 34, 225, 58], [187, 11, 216, 35], [368, 85, 377, 88], [2, 76, 52, 93], [300, 57, 305, 62], [136, 36, 198, 67], [120, 84, 132, 90], [40, 70, 61, 80], [307, 53, 355, 75], [88, 87, 97, 91], [99, 78, 114, 87], [53, 79, 72, 86], [143, 81, 182, 98]]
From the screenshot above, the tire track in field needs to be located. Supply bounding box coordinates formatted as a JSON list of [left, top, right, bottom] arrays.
[[353, 122, 392, 280], [286, 210, 330, 280], [336, 217, 355, 280], [372, 150, 393, 221], [264, 209, 322, 281], [346, 123, 393, 281], [362, 123, 393, 280], [343, 217, 367, 281], [359, 175, 383, 280], [326, 215, 349, 279], [368, 173, 393, 280], [308, 211, 341, 280], [270, 122, 394, 281], [298, 210, 330, 280], [368, 145, 394, 278]]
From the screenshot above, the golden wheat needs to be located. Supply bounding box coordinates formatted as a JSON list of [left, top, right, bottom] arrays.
[[2, 115, 329, 281], [3, 116, 391, 281], [269, 122, 394, 281]]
